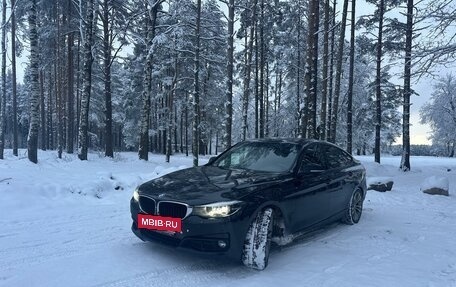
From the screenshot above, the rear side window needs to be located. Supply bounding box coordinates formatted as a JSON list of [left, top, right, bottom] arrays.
[[322, 145, 353, 169], [301, 144, 321, 165], [298, 143, 326, 171]]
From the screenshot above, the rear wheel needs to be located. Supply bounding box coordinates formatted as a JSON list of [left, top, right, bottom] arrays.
[[242, 208, 274, 270], [343, 189, 363, 225]]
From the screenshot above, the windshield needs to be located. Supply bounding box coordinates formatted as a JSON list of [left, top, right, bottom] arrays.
[[213, 142, 300, 173]]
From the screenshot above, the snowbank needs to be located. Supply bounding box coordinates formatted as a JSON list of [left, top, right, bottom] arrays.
[[1, 151, 456, 287], [420, 176, 450, 196]]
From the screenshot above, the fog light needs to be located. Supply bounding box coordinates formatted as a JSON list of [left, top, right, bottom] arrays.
[[217, 240, 227, 248]]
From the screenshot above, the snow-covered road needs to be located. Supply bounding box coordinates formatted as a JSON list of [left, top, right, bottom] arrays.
[[1, 151, 456, 287]]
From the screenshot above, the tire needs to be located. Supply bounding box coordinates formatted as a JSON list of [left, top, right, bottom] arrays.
[[343, 189, 364, 225], [241, 208, 274, 270]]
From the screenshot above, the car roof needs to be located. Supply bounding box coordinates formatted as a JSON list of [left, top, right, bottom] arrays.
[[242, 137, 319, 145]]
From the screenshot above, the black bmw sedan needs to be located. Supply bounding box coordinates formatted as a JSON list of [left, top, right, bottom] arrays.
[[130, 138, 367, 270]]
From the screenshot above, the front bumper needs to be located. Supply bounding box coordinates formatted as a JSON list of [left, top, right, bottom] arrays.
[[130, 198, 251, 260]]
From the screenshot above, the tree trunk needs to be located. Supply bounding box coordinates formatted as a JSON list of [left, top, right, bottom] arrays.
[[76, 38, 80, 150], [296, 9, 301, 137], [242, 29, 248, 140], [400, 0, 413, 171], [11, 0, 18, 156], [259, 0, 265, 138], [374, 0, 384, 163], [209, 130, 212, 155], [320, 0, 330, 141], [329, 0, 349, 143], [327, 0, 336, 138], [47, 71, 54, 150], [347, 0, 356, 154], [174, 105, 178, 153], [166, 56, 177, 163], [56, 6, 63, 159], [0, 0, 6, 159], [265, 60, 270, 137], [192, 0, 202, 166], [242, 0, 257, 141], [56, 62, 63, 159], [449, 141, 455, 158], [67, 0, 74, 154], [185, 93, 188, 157], [305, 0, 319, 139], [139, 1, 160, 161], [77, 0, 94, 161], [254, 23, 259, 138], [224, 0, 235, 148], [40, 71, 46, 151], [277, 70, 282, 136], [102, 0, 113, 157], [180, 108, 183, 153], [215, 131, 218, 155], [273, 68, 278, 136], [27, 0, 40, 163]]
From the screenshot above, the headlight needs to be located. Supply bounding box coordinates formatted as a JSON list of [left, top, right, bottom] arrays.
[[193, 201, 243, 218], [133, 189, 140, 202]]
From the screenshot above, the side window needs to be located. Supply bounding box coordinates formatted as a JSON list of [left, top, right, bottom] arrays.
[[323, 145, 353, 169], [298, 144, 326, 172]]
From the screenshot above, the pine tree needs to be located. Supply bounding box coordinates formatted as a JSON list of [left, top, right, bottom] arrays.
[[224, 0, 235, 148], [78, 0, 95, 160], [66, 0, 75, 154], [99, 0, 130, 158], [347, 0, 356, 154], [400, 0, 413, 171], [329, 0, 349, 143], [327, 0, 337, 138], [420, 74, 456, 157], [139, 1, 161, 161], [304, 0, 319, 139], [27, 0, 40, 163], [320, 0, 330, 141], [11, 0, 18, 156], [241, 0, 257, 141], [193, 0, 202, 166], [102, 0, 113, 157], [0, 0, 5, 159], [374, 0, 385, 163]]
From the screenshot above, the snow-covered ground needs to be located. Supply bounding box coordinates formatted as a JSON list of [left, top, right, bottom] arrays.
[[1, 150, 455, 287]]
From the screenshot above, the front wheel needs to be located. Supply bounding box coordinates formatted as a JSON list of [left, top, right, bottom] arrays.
[[343, 189, 364, 225], [241, 208, 274, 270]]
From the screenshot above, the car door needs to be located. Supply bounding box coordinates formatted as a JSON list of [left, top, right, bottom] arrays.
[[320, 144, 355, 215], [283, 143, 332, 232]]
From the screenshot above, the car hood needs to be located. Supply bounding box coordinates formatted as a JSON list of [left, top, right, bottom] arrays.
[[137, 166, 286, 205]]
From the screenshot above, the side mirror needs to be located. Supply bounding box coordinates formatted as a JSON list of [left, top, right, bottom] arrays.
[[207, 156, 217, 165]]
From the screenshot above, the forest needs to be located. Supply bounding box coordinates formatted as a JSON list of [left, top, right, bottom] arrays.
[[0, 0, 454, 168]]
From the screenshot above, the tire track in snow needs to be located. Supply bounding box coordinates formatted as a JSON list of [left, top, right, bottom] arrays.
[[272, 222, 347, 252], [0, 209, 133, 271], [93, 260, 250, 287], [0, 233, 135, 271], [3, 208, 126, 231]]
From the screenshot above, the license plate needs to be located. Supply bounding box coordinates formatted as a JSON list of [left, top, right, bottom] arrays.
[[138, 214, 182, 232]]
